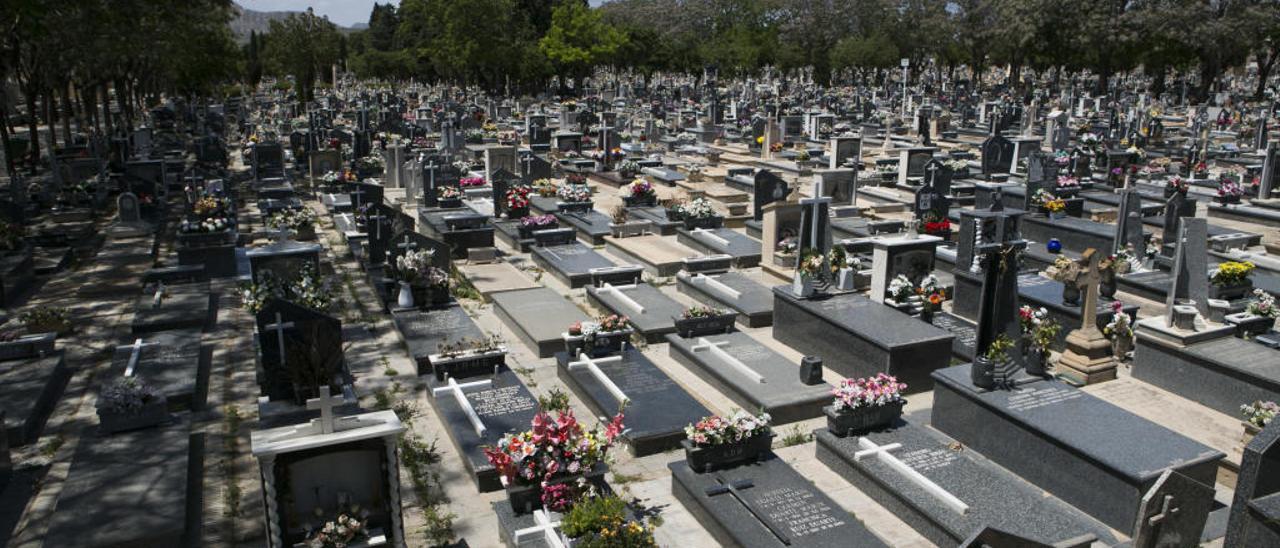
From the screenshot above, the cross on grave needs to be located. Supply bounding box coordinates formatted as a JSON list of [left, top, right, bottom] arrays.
[[567, 354, 629, 404], [692, 338, 765, 384], [597, 283, 645, 314], [1075, 250, 1103, 330], [691, 227, 730, 247], [117, 337, 161, 377], [151, 281, 166, 309], [513, 508, 566, 548], [431, 375, 492, 436], [799, 179, 833, 252], [306, 385, 345, 435], [1146, 494, 1180, 536], [366, 210, 388, 242], [704, 476, 791, 546], [520, 154, 535, 179], [396, 235, 419, 254], [350, 185, 367, 211], [925, 161, 941, 188], [692, 273, 741, 300], [265, 312, 295, 372], [853, 437, 970, 515], [423, 159, 440, 202]]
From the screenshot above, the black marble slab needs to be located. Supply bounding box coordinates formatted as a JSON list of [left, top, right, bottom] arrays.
[[427, 366, 539, 491], [1133, 332, 1280, 417], [676, 271, 774, 327], [666, 332, 829, 424], [585, 282, 684, 343], [676, 228, 762, 268], [491, 287, 589, 358], [530, 243, 618, 289], [0, 353, 68, 447], [391, 305, 486, 376]]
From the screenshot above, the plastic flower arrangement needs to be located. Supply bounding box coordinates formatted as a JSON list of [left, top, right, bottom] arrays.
[[777, 237, 798, 255], [356, 155, 384, 172], [628, 179, 655, 199], [192, 196, 222, 218], [1102, 301, 1133, 341], [482, 409, 626, 489], [831, 373, 907, 411], [1042, 197, 1067, 214], [533, 178, 558, 197], [1166, 176, 1189, 193], [557, 184, 592, 203], [520, 214, 557, 228], [395, 248, 435, 284], [437, 186, 463, 200], [1211, 261, 1255, 286], [675, 197, 716, 219], [1056, 175, 1081, 188], [505, 185, 531, 211], [1241, 400, 1279, 428], [888, 274, 915, 302], [1247, 288, 1277, 318], [1048, 255, 1081, 283], [681, 305, 725, 319], [945, 158, 968, 171], [921, 215, 951, 235], [98, 377, 160, 415], [180, 215, 231, 234], [266, 207, 317, 231], [827, 246, 854, 274], [1053, 151, 1070, 165], [304, 511, 369, 548], [797, 248, 825, 277], [1217, 178, 1245, 198], [684, 410, 772, 446], [1099, 251, 1132, 275], [459, 176, 486, 188], [620, 159, 641, 174], [1018, 305, 1061, 352]]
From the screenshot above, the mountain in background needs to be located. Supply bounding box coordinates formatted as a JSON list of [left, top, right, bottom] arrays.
[[230, 2, 360, 42]]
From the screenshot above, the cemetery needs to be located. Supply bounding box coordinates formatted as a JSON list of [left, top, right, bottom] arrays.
[[7, 1, 1280, 547]]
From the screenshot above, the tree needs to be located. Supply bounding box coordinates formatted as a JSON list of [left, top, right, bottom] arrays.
[[367, 2, 400, 51], [264, 8, 341, 104], [540, 1, 627, 91]]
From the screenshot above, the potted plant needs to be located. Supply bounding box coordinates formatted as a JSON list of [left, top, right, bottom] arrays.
[[437, 185, 464, 208], [394, 248, 435, 309], [533, 178, 558, 198], [556, 184, 593, 213], [1165, 175, 1190, 198], [266, 206, 318, 241], [560, 494, 658, 547], [1098, 251, 1132, 299], [973, 333, 1015, 389], [676, 197, 721, 230], [505, 185, 532, 219], [1048, 256, 1082, 305], [608, 206, 649, 238], [1210, 261, 1255, 300], [563, 314, 632, 357], [1231, 289, 1279, 336], [1054, 175, 1081, 198], [19, 306, 72, 336], [430, 335, 506, 380], [622, 179, 656, 208], [919, 213, 952, 239], [483, 409, 625, 514], [1240, 400, 1278, 446], [1103, 301, 1135, 360], [673, 305, 736, 337], [774, 237, 798, 268], [825, 373, 907, 436], [1216, 177, 1245, 205], [887, 274, 916, 307], [97, 377, 168, 434], [1018, 306, 1060, 376], [618, 159, 641, 179], [793, 248, 823, 298], [681, 410, 773, 472], [518, 214, 558, 239], [829, 247, 859, 291]]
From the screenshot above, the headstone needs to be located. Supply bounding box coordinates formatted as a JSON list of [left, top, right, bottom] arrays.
[[753, 170, 789, 221], [1130, 469, 1214, 548], [1225, 421, 1280, 547], [981, 135, 1015, 176], [117, 192, 141, 223], [1115, 188, 1146, 257], [484, 146, 518, 185], [1164, 218, 1210, 323]]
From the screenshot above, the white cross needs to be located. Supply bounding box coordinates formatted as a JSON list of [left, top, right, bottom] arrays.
[[853, 437, 969, 515], [397, 235, 419, 253], [151, 281, 166, 309], [597, 283, 645, 314], [925, 162, 940, 188], [431, 376, 492, 436], [799, 179, 832, 251], [366, 211, 387, 241], [692, 273, 741, 300], [424, 160, 439, 198], [567, 354, 629, 404], [513, 508, 566, 548], [692, 338, 764, 384], [264, 312, 295, 371], [306, 385, 345, 435], [691, 227, 729, 247], [117, 337, 160, 377]]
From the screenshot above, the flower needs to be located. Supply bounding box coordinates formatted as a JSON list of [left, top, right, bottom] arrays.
[[797, 248, 824, 277], [459, 176, 486, 188], [1247, 288, 1278, 318], [395, 248, 436, 283], [674, 197, 717, 219], [98, 377, 158, 415], [1103, 301, 1134, 341], [520, 214, 557, 228], [628, 179, 655, 199], [1217, 178, 1245, 198], [684, 410, 772, 446], [681, 305, 725, 319], [1241, 400, 1279, 428], [831, 374, 907, 411], [888, 275, 916, 302], [505, 185, 531, 211], [1211, 261, 1255, 286], [1056, 175, 1080, 188], [482, 409, 625, 488], [556, 184, 592, 203], [437, 186, 463, 200]]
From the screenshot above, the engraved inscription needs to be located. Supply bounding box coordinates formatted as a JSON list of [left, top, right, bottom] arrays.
[[899, 448, 960, 473], [753, 486, 846, 538], [1006, 386, 1085, 412], [470, 386, 536, 417]]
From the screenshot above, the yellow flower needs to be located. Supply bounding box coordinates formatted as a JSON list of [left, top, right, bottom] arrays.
[[756, 136, 764, 144]]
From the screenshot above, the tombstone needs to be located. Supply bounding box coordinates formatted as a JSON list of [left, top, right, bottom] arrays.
[[489, 168, 519, 218], [1164, 218, 1210, 323], [829, 135, 861, 170], [116, 192, 141, 223], [1129, 469, 1214, 548], [1055, 250, 1119, 385], [981, 135, 1015, 176], [1260, 141, 1277, 200], [518, 151, 552, 184], [253, 298, 345, 407], [247, 238, 323, 284], [970, 206, 1028, 388], [251, 390, 407, 548], [752, 170, 789, 221], [1225, 421, 1280, 547], [1114, 188, 1146, 258], [484, 146, 518, 185]]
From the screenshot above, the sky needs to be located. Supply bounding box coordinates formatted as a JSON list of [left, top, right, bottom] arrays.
[[240, 0, 608, 28]]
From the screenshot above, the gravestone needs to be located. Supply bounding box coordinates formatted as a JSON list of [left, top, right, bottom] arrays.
[[253, 298, 344, 405], [1225, 421, 1280, 547], [798, 180, 833, 261], [429, 367, 539, 491], [914, 161, 952, 220], [117, 192, 141, 223], [1131, 469, 1214, 548], [1056, 250, 1119, 385], [969, 206, 1027, 387], [1165, 218, 1210, 322], [981, 135, 1014, 176], [829, 136, 861, 169], [753, 170, 789, 221], [484, 146, 518, 185], [489, 168, 519, 218], [1114, 188, 1146, 257], [1259, 141, 1277, 200]]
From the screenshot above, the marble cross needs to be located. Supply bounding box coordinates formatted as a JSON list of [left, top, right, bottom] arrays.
[[431, 376, 492, 436], [567, 354, 628, 404], [597, 283, 645, 315], [512, 508, 566, 548], [117, 337, 160, 377], [306, 385, 344, 435], [853, 437, 969, 515], [264, 312, 295, 370], [1076, 249, 1103, 330]]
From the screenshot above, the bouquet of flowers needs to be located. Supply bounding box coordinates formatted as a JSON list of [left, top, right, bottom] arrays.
[[321, 171, 340, 184], [1102, 301, 1133, 341], [831, 373, 907, 411], [827, 246, 857, 273], [1019, 305, 1061, 352], [1211, 261, 1255, 286], [920, 214, 951, 235], [888, 274, 915, 302], [505, 185, 531, 211], [797, 248, 824, 277], [1053, 151, 1070, 166], [1247, 288, 1278, 318], [684, 411, 771, 446], [533, 178, 557, 197], [1042, 197, 1067, 214], [437, 186, 463, 200], [1217, 178, 1245, 199], [1099, 251, 1132, 275], [565, 173, 588, 186], [675, 197, 716, 219], [777, 237, 798, 255], [1056, 175, 1081, 188], [459, 176, 486, 188], [483, 409, 626, 491], [1241, 400, 1279, 428], [304, 511, 369, 548], [356, 155, 385, 172], [98, 377, 160, 416], [628, 179, 655, 200], [1166, 176, 1189, 194], [266, 207, 317, 232], [180, 215, 231, 234], [396, 248, 435, 284], [520, 214, 557, 229], [557, 184, 592, 203], [192, 196, 222, 217], [1048, 255, 1081, 283], [681, 305, 725, 319], [620, 160, 641, 174]]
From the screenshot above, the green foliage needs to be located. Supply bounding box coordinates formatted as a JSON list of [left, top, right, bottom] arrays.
[[263, 8, 342, 103], [540, 1, 628, 82]]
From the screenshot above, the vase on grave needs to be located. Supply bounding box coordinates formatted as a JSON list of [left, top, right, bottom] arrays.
[[1242, 422, 1263, 447], [824, 401, 905, 437], [672, 312, 737, 338], [1023, 345, 1048, 377], [918, 307, 934, 324], [397, 282, 415, 309], [507, 207, 529, 220], [504, 463, 607, 515], [971, 356, 1000, 389], [1111, 335, 1133, 361], [681, 433, 773, 473], [1062, 283, 1081, 306], [1209, 279, 1253, 301], [793, 272, 815, 298], [836, 267, 856, 291], [1100, 270, 1117, 299], [1225, 312, 1276, 337]]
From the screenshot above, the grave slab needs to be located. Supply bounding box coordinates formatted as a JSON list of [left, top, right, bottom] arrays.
[[130, 282, 214, 335], [491, 287, 589, 358], [772, 289, 953, 390], [427, 366, 540, 491], [392, 305, 486, 376], [930, 364, 1224, 531], [555, 347, 709, 456], [628, 207, 684, 235], [585, 282, 685, 343], [530, 243, 623, 289], [676, 227, 762, 268], [456, 261, 539, 298], [670, 455, 889, 548], [605, 234, 699, 277], [676, 271, 774, 327], [0, 353, 69, 447], [815, 419, 1116, 547], [1132, 332, 1280, 416], [110, 329, 209, 411], [555, 208, 613, 245], [666, 332, 829, 424]]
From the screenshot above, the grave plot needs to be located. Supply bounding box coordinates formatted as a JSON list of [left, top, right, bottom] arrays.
[[1227, 422, 1280, 547], [0, 246, 35, 307], [0, 337, 67, 447], [419, 208, 494, 259], [555, 347, 709, 456], [676, 271, 774, 327], [666, 332, 829, 423], [931, 364, 1224, 532], [427, 366, 540, 492], [75, 238, 156, 298], [605, 234, 700, 277], [554, 207, 613, 245], [814, 418, 1117, 546], [44, 423, 203, 548], [130, 281, 214, 334], [676, 227, 762, 268], [585, 282, 684, 343], [951, 271, 1140, 347], [491, 287, 589, 358], [109, 329, 209, 411], [670, 454, 889, 548], [772, 289, 953, 390], [626, 206, 684, 235], [530, 239, 642, 289], [1132, 329, 1280, 416], [390, 304, 487, 377]]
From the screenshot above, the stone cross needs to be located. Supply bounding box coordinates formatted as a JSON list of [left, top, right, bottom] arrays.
[[692, 338, 764, 384], [799, 179, 833, 254], [853, 437, 969, 514], [151, 281, 166, 309], [265, 312, 295, 371], [704, 476, 790, 545], [431, 376, 492, 436], [117, 337, 160, 377], [597, 283, 645, 315], [566, 354, 628, 404], [691, 273, 741, 300], [306, 385, 344, 435], [512, 508, 566, 548], [1076, 249, 1103, 330], [397, 235, 418, 254], [925, 162, 941, 189]]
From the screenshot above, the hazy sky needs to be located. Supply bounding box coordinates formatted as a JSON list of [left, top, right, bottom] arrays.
[[241, 0, 608, 28]]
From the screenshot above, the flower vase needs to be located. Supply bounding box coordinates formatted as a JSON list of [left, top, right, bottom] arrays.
[[919, 308, 934, 324], [971, 356, 998, 389], [507, 207, 529, 220], [1243, 421, 1262, 446], [398, 281, 415, 309], [824, 402, 905, 437], [1023, 347, 1047, 377], [1062, 283, 1081, 306], [681, 434, 774, 473], [793, 273, 814, 298], [1112, 336, 1133, 360], [836, 268, 855, 291]]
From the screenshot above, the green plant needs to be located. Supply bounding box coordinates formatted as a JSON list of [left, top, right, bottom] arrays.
[[983, 333, 1015, 363], [561, 494, 629, 539], [780, 426, 811, 447], [19, 306, 72, 334], [538, 388, 571, 413]]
